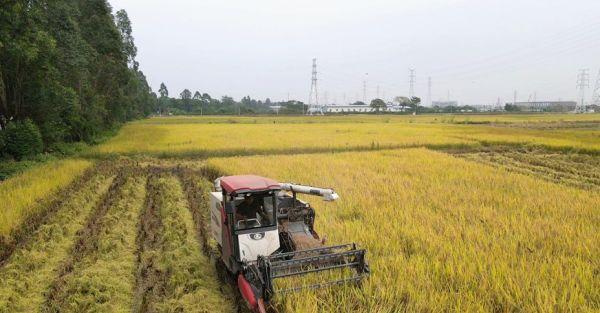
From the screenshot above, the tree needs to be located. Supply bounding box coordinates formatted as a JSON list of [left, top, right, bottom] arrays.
[[0, 0, 153, 158], [4, 119, 43, 160], [115, 9, 137, 68], [410, 96, 421, 114], [370, 99, 386, 113], [180, 89, 192, 112], [394, 96, 411, 106], [193, 91, 201, 100], [504, 103, 521, 112], [159, 83, 169, 98], [351, 101, 367, 106]]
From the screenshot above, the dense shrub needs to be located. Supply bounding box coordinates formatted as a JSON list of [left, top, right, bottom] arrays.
[[4, 120, 44, 160], [0, 129, 5, 156]]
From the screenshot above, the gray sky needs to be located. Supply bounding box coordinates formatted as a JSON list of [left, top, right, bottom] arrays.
[[109, 0, 600, 105]]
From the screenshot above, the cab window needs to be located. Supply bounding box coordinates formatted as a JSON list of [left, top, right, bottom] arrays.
[[233, 191, 276, 230]]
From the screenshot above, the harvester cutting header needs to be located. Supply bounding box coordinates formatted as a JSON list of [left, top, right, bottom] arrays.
[[209, 175, 369, 312]]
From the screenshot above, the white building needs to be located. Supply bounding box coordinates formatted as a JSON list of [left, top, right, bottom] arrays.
[[323, 105, 373, 113], [323, 104, 411, 113]]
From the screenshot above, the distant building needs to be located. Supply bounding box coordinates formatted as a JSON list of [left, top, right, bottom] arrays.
[[323, 103, 413, 113], [432, 101, 458, 107], [323, 105, 373, 113], [514, 101, 576, 112], [471, 104, 503, 112]]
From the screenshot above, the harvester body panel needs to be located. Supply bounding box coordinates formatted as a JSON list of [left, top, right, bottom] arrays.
[[238, 229, 280, 262], [209, 191, 223, 246]]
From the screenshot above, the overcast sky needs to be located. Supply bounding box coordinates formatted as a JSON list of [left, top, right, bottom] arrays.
[[109, 0, 600, 105]]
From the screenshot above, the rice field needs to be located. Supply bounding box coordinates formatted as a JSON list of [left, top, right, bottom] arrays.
[[91, 114, 600, 157], [0, 114, 598, 312], [208, 149, 600, 312]]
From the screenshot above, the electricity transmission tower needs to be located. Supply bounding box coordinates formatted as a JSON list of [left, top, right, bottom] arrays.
[[592, 69, 600, 106], [576, 68, 590, 112], [408, 69, 415, 98], [307, 58, 322, 115]]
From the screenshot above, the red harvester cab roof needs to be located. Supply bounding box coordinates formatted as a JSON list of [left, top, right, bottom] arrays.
[[220, 175, 280, 194]]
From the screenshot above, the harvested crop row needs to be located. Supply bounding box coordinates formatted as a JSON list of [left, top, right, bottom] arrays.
[[175, 167, 215, 254], [0, 159, 95, 262], [457, 150, 600, 189], [43, 173, 147, 312], [0, 174, 114, 312], [133, 172, 235, 313], [43, 168, 132, 312], [133, 170, 165, 313]]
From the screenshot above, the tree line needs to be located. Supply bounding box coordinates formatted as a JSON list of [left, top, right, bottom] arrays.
[[156, 83, 306, 115], [0, 0, 155, 160]]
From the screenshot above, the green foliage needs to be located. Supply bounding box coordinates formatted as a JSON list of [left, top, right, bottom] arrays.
[[0, 1, 153, 159], [505, 103, 521, 112], [0, 129, 5, 155], [4, 120, 44, 160], [370, 98, 387, 113]]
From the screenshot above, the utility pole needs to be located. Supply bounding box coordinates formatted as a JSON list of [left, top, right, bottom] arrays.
[[376, 85, 380, 99], [427, 77, 432, 107], [513, 90, 517, 105], [591, 69, 600, 106], [409, 69, 415, 98], [307, 58, 322, 115], [576, 68, 590, 112]]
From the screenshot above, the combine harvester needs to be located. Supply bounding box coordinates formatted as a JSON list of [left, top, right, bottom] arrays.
[[210, 175, 370, 312]]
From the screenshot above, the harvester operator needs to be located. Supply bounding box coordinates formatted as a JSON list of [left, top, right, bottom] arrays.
[[236, 195, 262, 220]]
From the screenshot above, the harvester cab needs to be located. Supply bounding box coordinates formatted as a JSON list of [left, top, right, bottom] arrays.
[[209, 175, 369, 313]]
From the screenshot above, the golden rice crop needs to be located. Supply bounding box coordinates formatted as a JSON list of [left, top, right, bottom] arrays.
[[208, 148, 600, 312], [0, 159, 93, 238], [135, 113, 600, 125], [92, 115, 599, 158]]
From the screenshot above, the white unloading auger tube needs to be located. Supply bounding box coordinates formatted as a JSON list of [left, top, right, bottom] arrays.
[[279, 183, 340, 201]]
